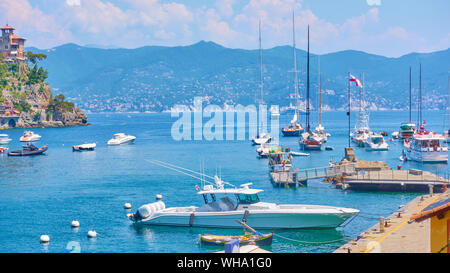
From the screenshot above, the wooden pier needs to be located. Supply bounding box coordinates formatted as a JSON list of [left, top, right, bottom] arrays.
[[341, 169, 449, 193], [270, 171, 307, 187]]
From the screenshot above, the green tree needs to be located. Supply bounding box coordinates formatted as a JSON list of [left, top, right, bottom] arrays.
[[26, 51, 47, 65]]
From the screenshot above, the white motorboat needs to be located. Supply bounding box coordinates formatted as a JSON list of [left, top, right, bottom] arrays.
[[404, 130, 448, 163], [128, 172, 359, 229], [251, 132, 272, 145], [73, 143, 96, 151], [19, 131, 41, 142], [0, 134, 12, 144], [364, 134, 389, 151], [107, 133, 136, 145]]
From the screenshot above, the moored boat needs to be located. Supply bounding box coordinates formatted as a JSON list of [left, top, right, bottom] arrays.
[[0, 147, 8, 153], [365, 133, 389, 151], [199, 232, 273, 247], [19, 131, 41, 142], [73, 143, 96, 151], [0, 134, 12, 144], [128, 160, 359, 229], [8, 143, 48, 156], [404, 129, 448, 163], [107, 133, 136, 145]]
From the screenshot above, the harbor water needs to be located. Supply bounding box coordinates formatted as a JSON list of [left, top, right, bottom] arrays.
[[0, 110, 448, 253]]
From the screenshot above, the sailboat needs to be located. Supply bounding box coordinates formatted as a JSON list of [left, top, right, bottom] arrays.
[[312, 57, 329, 142], [281, 12, 304, 137], [350, 73, 371, 147], [400, 67, 416, 139], [252, 20, 272, 145], [299, 25, 323, 151]]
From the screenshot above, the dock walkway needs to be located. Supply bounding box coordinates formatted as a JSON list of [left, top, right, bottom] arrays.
[[335, 190, 450, 253], [296, 163, 356, 181]]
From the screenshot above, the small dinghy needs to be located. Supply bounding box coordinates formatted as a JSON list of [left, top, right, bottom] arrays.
[[199, 220, 273, 247], [290, 151, 310, 157], [73, 143, 96, 151], [8, 143, 48, 156], [0, 147, 8, 153], [325, 146, 334, 151]]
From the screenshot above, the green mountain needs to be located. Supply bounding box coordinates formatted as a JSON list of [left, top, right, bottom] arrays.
[[28, 42, 450, 112]]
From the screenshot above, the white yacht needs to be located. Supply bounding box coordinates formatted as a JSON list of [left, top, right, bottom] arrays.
[[19, 131, 41, 142], [107, 133, 136, 145], [364, 133, 389, 151], [128, 176, 359, 229], [251, 132, 272, 146], [0, 134, 12, 144], [404, 131, 448, 163], [351, 129, 370, 147]]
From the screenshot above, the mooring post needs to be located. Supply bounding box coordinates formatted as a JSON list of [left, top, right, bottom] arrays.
[[429, 184, 434, 197], [379, 217, 385, 233]]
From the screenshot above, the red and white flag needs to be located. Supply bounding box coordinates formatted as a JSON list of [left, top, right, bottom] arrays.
[[349, 74, 362, 87]]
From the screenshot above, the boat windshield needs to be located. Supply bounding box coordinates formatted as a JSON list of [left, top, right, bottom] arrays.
[[235, 194, 260, 204], [372, 137, 383, 144]]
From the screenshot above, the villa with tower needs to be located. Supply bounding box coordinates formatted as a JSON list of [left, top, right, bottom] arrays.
[[0, 24, 26, 62]]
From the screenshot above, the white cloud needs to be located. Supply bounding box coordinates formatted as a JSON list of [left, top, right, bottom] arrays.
[[66, 0, 81, 7], [366, 0, 381, 6]]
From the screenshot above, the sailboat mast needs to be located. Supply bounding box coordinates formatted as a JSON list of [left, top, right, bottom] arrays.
[[347, 72, 351, 147], [259, 20, 264, 105], [292, 12, 299, 121], [319, 72, 322, 126], [306, 25, 310, 132], [419, 63, 422, 125], [409, 66, 412, 123]]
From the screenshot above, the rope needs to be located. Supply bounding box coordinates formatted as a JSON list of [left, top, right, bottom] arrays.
[[436, 242, 450, 253], [273, 233, 347, 244]]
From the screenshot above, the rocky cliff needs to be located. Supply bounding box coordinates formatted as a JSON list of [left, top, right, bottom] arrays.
[[0, 81, 88, 129]]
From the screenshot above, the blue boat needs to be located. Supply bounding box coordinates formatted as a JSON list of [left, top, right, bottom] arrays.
[[8, 143, 48, 156]]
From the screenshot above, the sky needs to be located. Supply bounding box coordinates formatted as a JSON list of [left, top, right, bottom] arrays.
[[0, 0, 449, 57]]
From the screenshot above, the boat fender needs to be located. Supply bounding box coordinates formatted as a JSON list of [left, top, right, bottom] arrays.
[[242, 210, 250, 223], [40, 235, 50, 243], [189, 213, 195, 227]]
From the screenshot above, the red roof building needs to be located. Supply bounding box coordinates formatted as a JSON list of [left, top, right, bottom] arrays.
[[0, 24, 26, 61]]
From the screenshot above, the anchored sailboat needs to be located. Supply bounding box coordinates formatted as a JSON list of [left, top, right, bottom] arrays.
[[350, 73, 371, 147], [312, 57, 329, 142], [444, 76, 450, 143], [252, 21, 272, 145], [282, 12, 304, 137], [252, 20, 272, 145], [299, 25, 323, 150]]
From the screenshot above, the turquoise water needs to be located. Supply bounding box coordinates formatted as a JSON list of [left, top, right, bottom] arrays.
[[0, 111, 448, 253]]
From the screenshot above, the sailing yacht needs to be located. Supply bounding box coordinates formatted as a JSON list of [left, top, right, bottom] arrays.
[[400, 67, 416, 139], [251, 20, 273, 145], [312, 62, 329, 142], [350, 74, 371, 147], [299, 25, 323, 151], [281, 13, 304, 137]]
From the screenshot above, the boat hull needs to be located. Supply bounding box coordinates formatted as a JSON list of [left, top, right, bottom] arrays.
[[137, 210, 357, 229], [281, 129, 301, 137], [405, 150, 448, 163]]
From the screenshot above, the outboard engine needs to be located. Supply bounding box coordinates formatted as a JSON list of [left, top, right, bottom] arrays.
[[128, 201, 165, 222]]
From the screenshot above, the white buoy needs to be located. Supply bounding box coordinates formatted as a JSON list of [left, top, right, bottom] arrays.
[[124, 203, 132, 209], [40, 235, 50, 243], [156, 194, 163, 200], [71, 220, 80, 228], [87, 230, 97, 238]]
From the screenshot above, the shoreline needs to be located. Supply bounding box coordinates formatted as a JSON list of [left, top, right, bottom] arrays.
[[0, 123, 90, 130]]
